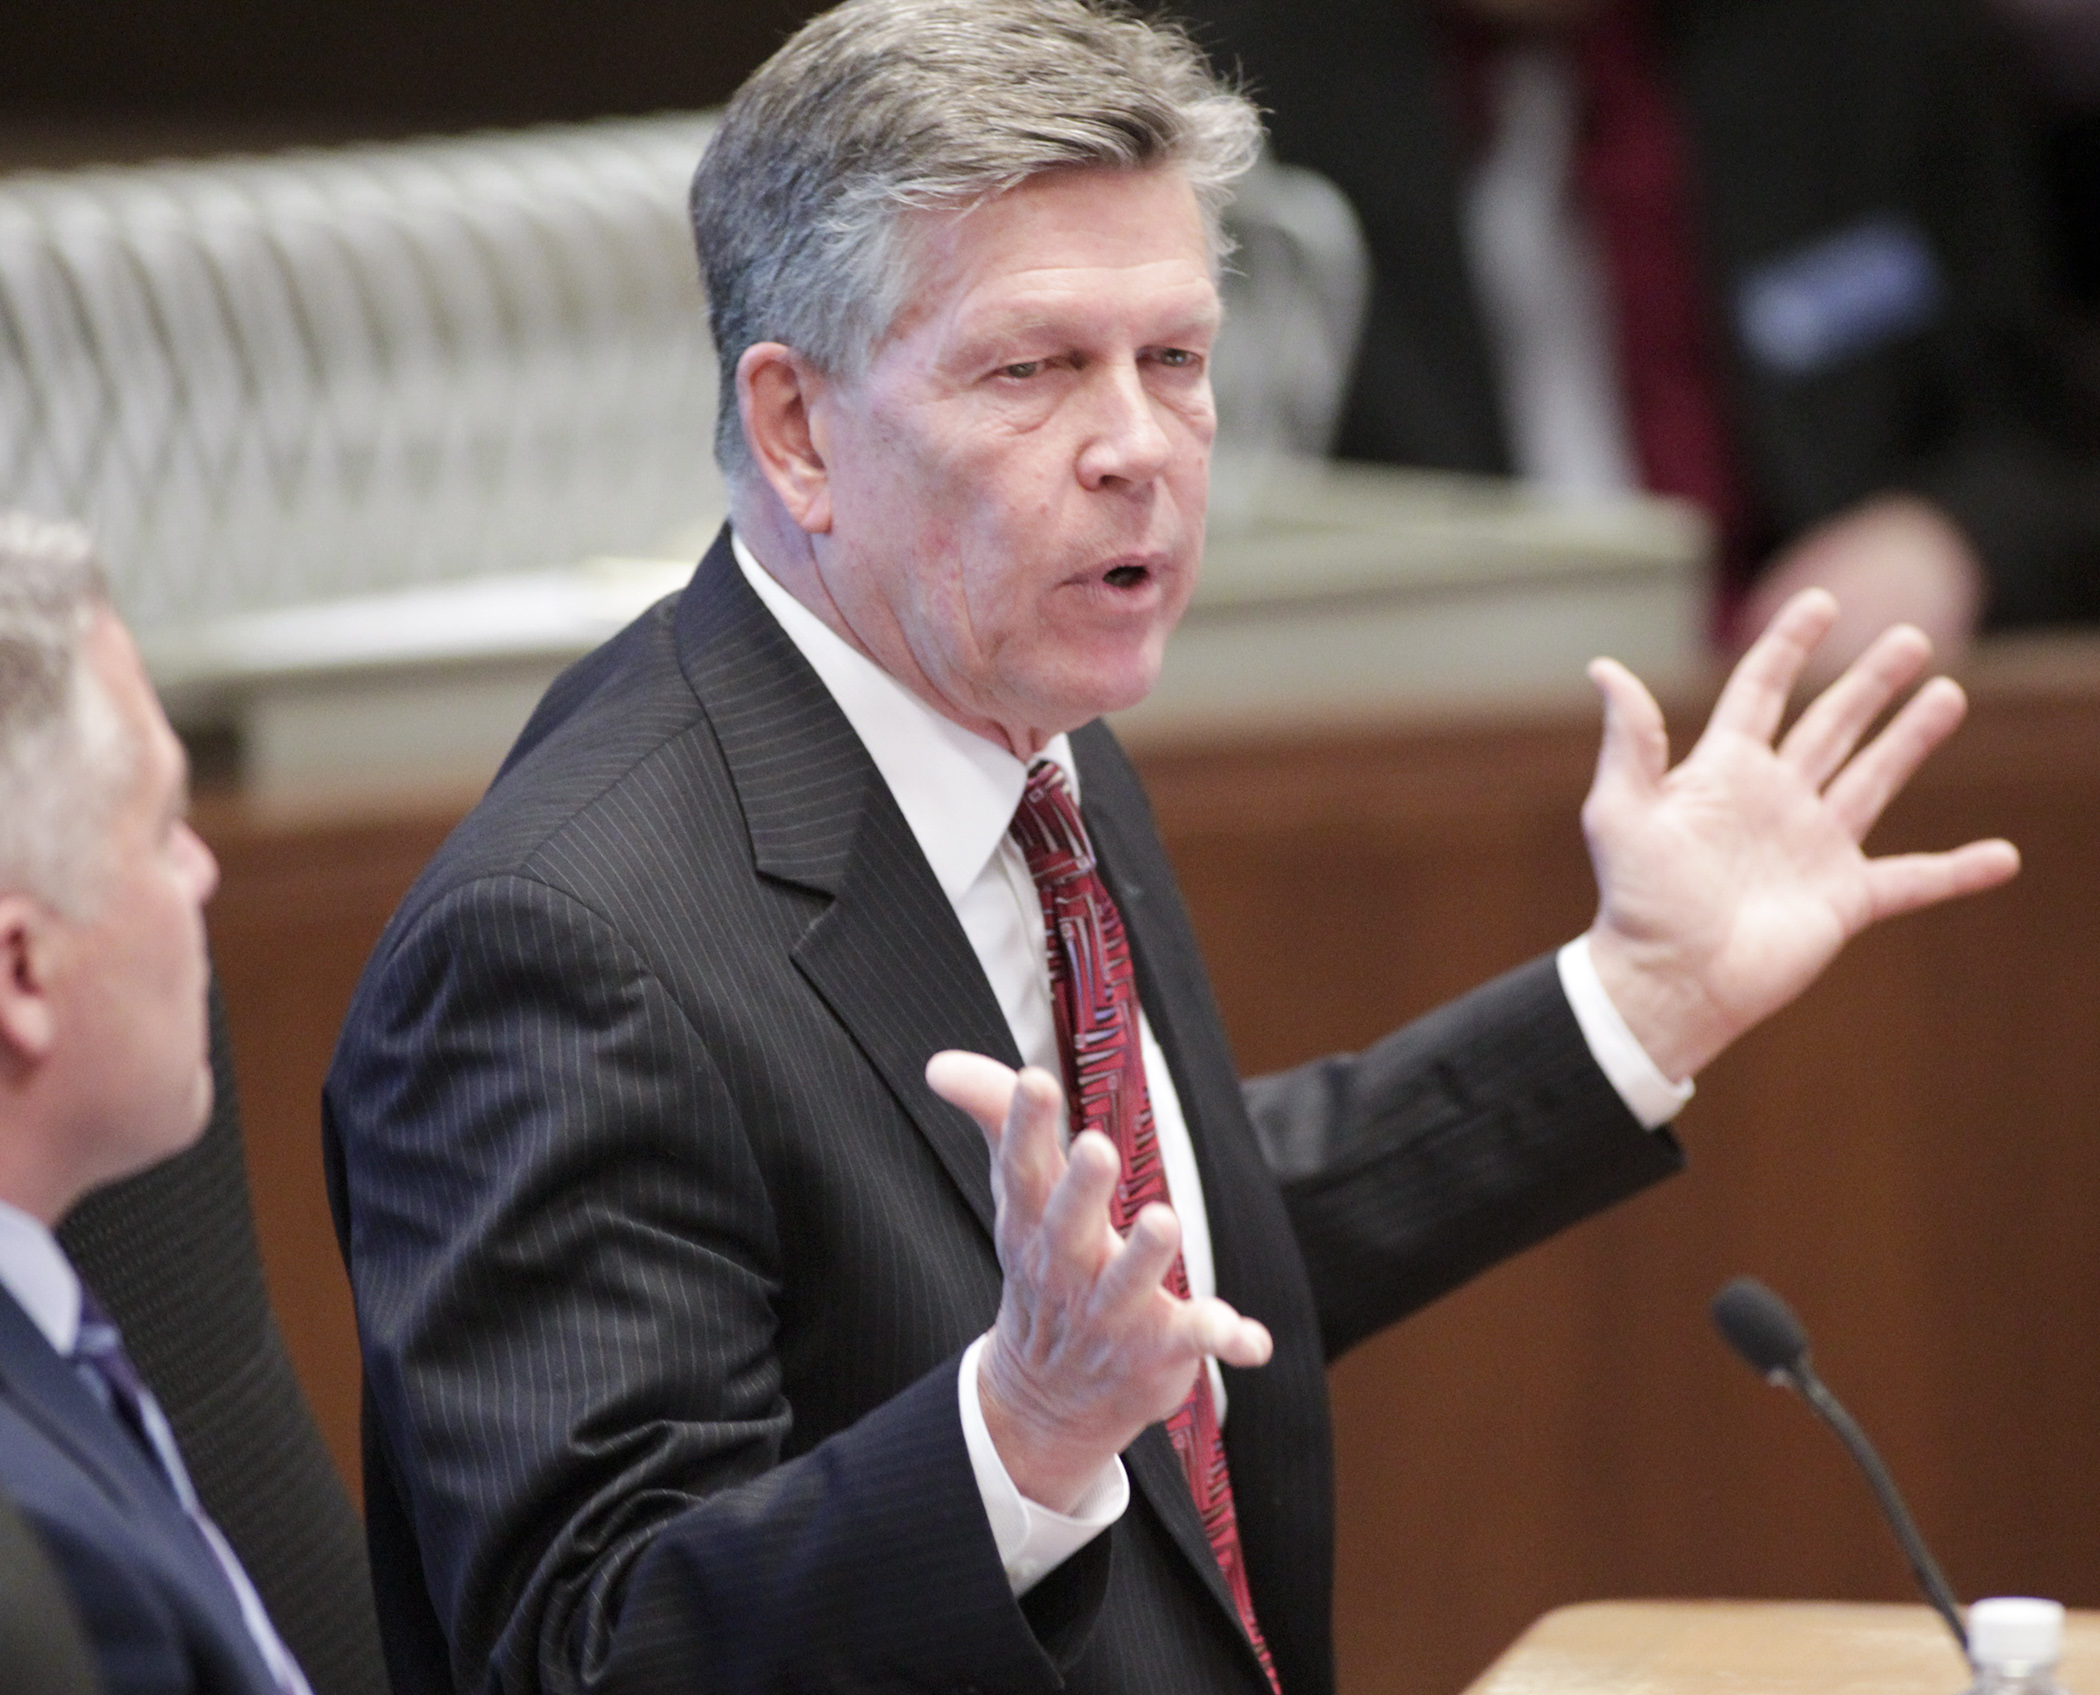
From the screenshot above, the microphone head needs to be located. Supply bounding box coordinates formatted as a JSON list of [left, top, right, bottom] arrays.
[[1711, 1276, 1811, 1383]]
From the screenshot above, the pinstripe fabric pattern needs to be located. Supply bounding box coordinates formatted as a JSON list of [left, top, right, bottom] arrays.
[[325, 528, 1685, 1695]]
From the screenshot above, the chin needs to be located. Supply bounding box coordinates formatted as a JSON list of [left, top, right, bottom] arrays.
[[1040, 661, 1164, 728], [167, 1071, 215, 1155]]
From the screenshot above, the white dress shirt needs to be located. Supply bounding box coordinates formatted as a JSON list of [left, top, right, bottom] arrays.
[[1463, 42, 1642, 500], [0, 1198, 82, 1356], [730, 532, 1689, 1594]]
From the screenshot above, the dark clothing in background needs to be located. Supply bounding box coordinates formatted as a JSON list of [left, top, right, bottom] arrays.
[[1180, 0, 2100, 625]]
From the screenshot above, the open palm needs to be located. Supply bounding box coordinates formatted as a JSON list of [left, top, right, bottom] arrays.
[[1581, 591, 2020, 1083]]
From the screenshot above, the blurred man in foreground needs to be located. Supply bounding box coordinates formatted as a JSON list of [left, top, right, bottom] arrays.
[[0, 513, 312, 1695], [1181, 0, 2100, 680], [326, 4, 2019, 1692]]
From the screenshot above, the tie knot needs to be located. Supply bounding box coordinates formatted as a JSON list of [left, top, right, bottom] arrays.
[[73, 1287, 118, 1357], [1011, 761, 1095, 886], [71, 1287, 148, 1401]]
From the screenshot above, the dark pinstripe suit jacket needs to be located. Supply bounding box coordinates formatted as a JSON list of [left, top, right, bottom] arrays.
[[323, 530, 1683, 1695]]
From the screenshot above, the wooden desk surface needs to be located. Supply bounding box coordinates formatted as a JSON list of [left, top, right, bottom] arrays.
[[1468, 1602, 2100, 1695]]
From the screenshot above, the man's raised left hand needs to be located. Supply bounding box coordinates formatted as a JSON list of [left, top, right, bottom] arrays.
[[1581, 588, 2020, 1085]]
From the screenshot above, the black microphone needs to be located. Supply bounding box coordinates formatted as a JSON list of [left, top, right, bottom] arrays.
[[1710, 1276, 1970, 1660]]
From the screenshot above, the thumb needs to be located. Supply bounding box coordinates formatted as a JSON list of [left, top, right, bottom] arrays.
[[1586, 657, 1670, 806]]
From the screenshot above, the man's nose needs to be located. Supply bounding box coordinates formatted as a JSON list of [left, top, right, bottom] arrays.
[[182, 824, 221, 905], [1075, 361, 1175, 490]]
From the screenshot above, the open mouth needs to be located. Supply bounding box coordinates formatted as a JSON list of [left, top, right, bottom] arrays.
[[1102, 563, 1150, 589]]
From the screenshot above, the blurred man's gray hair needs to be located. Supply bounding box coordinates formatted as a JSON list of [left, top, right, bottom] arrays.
[[0, 514, 132, 916], [690, 0, 1263, 479]]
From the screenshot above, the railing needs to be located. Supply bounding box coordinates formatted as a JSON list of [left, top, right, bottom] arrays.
[[0, 114, 726, 629]]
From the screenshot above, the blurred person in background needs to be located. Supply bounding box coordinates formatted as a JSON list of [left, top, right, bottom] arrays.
[[1987, 0, 2100, 375], [0, 513, 311, 1695], [1179, 0, 2100, 681]]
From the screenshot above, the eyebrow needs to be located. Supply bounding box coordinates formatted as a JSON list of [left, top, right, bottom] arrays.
[[950, 305, 1222, 368]]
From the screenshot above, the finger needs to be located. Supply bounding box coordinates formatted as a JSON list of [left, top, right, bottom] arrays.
[[1037, 1128, 1121, 1273], [996, 1067, 1073, 1237], [1585, 657, 1671, 807], [926, 1049, 1019, 1138], [1862, 839, 2021, 923], [1184, 1298, 1275, 1370], [1092, 1200, 1182, 1316], [1821, 675, 1967, 839], [1776, 622, 1931, 789], [1703, 589, 1840, 745]]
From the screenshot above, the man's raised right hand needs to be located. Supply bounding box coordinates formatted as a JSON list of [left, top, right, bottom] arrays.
[[926, 1050, 1273, 1514]]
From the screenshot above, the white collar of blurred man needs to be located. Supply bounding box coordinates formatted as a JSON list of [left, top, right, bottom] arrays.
[[0, 593, 219, 1230]]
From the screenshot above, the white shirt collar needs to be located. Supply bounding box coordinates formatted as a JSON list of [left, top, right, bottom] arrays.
[[0, 1195, 82, 1355], [730, 530, 1078, 901]]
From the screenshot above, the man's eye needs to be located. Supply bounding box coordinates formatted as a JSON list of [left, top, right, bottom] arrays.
[[999, 360, 1044, 380], [1155, 347, 1200, 369]]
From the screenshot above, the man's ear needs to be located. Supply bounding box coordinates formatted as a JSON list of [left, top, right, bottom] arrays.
[[0, 896, 57, 1068], [737, 342, 837, 536]]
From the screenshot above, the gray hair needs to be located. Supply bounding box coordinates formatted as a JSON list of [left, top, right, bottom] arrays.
[[0, 514, 133, 916], [689, 0, 1263, 479]]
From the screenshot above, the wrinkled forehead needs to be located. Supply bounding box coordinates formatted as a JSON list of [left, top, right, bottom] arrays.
[[876, 164, 1219, 351]]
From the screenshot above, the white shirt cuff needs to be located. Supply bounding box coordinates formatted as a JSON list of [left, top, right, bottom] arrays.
[[958, 1333, 1129, 1595], [1556, 936, 1694, 1130]]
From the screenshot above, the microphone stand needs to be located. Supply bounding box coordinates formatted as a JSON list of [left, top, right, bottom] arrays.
[[1785, 1364, 1970, 1660]]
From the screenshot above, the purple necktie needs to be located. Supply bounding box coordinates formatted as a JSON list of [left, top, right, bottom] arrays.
[[72, 1289, 313, 1695]]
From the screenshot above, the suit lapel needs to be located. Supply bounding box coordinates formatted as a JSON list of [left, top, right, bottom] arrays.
[[0, 1288, 169, 1519], [674, 532, 1016, 1239], [1123, 1422, 1242, 1628], [1075, 722, 1338, 1694], [0, 1288, 279, 1692], [791, 840, 1020, 1242], [1067, 728, 1277, 1653]]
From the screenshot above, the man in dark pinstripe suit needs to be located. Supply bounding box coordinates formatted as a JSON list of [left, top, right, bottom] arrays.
[[323, 4, 2020, 1692]]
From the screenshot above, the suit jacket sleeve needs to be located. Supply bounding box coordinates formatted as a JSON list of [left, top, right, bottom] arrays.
[[1240, 955, 1684, 1358], [1073, 721, 1683, 1369], [327, 871, 1098, 1695]]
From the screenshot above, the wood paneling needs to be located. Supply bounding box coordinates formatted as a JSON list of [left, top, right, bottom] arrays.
[[199, 638, 2100, 1694], [1138, 644, 2100, 1695], [197, 788, 477, 1498]]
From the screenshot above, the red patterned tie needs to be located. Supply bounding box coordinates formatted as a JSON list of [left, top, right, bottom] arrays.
[[1447, 0, 1757, 628], [1010, 761, 1282, 1695], [1570, 0, 1757, 613]]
